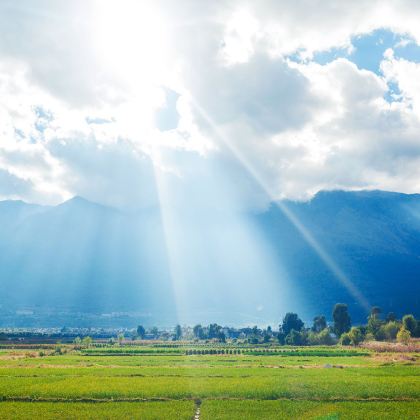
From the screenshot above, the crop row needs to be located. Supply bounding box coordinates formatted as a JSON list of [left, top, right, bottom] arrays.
[[0, 401, 194, 420], [200, 400, 420, 420], [0, 368, 417, 400], [80, 346, 368, 357]]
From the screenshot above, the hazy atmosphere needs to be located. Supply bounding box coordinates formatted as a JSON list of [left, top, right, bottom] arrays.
[[1, 0, 420, 325], [0, 2, 419, 418]]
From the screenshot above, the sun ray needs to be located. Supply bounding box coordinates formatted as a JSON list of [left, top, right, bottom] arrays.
[[191, 99, 370, 312], [151, 159, 187, 324]]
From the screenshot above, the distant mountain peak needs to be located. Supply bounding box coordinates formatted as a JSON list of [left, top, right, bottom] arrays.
[[57, 196, 120, 216], [58, 196, 100, 208], [0, 199, 42, 207], [312, 189, 419, 201]]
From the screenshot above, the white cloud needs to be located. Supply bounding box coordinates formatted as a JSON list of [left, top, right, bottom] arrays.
[[220, 0, 420, 60], [186, 54, 318, 135], [0, 168, 34, 199], [381, 50, 420, 116], [1, 0, 420, 208]]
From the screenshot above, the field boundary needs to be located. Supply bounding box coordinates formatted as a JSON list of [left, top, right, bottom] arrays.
[[0, 396, 418, 403]]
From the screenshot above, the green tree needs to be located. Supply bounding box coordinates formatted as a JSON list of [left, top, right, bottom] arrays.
[[366, 306, 382, 339], [348, 327, 363, 345], [402, 315, 417, 336], [218, 331, 226, 343], [281, 313, 304, 335], [208, 323, 222, 339], [118, 333, 124, 344], [136, 325, 146, 339], [332, 303, 351, 337], [277, 331, 286, 345], [174, 324, 182, 340], [193, 324, 204, 339], [285, 329, 303, 345], [263, 326, 272, 343], [367, 314, 382, 338], [312, 315, 327, 333]]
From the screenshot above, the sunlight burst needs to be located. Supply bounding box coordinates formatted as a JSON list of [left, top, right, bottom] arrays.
[[94, 0, 169, 88]]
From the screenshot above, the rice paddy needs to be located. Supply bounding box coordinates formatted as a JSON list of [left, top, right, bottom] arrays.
[[0, 344, 418, 419]]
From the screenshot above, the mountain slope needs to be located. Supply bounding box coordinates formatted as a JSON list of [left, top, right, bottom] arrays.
[[255, 190, 420, 322], [0, 190, 419, 326]]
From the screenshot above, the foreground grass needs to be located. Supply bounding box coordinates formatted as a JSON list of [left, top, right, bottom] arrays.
[[200, 400, 420, 420], [0, 365, 417, 400], [0, 345, 418, 418], [0, 401, 194, 420]]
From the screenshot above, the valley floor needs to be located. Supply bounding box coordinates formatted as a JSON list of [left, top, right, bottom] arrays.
[[0, 344, 418, 419]]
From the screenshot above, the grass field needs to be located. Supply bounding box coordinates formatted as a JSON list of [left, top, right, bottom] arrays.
[[0, 344, 418, 419]]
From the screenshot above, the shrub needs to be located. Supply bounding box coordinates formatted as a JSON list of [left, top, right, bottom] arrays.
[[397, 327, 411, 345], [340, 333, 351, 345], [382, 321, 401, 340], [307, 331, 319, 346], [402, 315, 417, 336], [82, 336, 93, 347], [374, 326, 387, 341], [54, 346, 63, 355], [285, 329, 303, 346], [364, 332, 375, 342], [348, 327, 363, 345], [318, 328, 334, 345]]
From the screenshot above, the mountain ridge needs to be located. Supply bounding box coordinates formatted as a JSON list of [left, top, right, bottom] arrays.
[[0, 189, 419, 327]]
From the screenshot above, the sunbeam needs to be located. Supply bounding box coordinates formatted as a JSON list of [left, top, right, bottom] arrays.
[[149, 147, 297, 325], [191, 100, 370, 312]]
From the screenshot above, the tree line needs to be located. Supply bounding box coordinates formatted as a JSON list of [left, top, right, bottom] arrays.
[[274, 304, 419, 346], [135, 303, 419, 346]]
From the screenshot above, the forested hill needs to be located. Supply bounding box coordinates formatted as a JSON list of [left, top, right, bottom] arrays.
[[256, 190, 420, 322], [0, 190, 419, 326]]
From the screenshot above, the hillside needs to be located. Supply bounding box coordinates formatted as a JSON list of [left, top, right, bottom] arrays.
[[0, 190, 419, 326]]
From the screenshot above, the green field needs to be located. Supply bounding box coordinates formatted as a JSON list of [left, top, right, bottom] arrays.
[[0, 345, 418, 419]]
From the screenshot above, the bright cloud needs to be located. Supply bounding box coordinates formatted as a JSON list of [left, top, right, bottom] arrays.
[[1, 0, 420, 208]]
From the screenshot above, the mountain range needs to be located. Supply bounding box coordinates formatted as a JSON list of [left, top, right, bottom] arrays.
[[0, 190, 419, 327]]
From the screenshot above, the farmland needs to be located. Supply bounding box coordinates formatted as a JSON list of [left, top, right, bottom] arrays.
[[0, 344, 418, 419]]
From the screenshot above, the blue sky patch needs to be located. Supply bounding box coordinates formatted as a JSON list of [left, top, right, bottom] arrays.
[[34, 105, 53, 134], [384, 80, 403, 103], [155, 88, 180, 132], [311, 29, 420, 74]]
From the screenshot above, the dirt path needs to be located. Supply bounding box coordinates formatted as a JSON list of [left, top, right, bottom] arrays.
[[193, 399, 201, 420]]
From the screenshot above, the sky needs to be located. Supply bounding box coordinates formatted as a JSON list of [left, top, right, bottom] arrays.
[[1, 0, 420, 211]]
